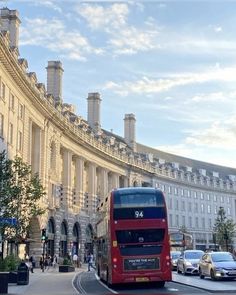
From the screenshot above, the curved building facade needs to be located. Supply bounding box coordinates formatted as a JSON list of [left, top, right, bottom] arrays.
[[0, 7, 236, 260]]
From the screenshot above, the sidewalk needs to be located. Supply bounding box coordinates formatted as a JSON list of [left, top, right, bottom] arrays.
[[8, 264, 87, 295]]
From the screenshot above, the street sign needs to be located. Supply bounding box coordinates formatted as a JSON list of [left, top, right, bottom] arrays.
[[0, 217, 17, 226]]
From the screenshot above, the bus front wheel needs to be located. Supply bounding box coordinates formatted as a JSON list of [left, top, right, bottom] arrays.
[[156, 281, 165, 288], [97, 265, 100, 277]]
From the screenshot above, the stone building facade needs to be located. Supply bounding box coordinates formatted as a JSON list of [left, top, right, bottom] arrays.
[[0, 8, 236, 260]]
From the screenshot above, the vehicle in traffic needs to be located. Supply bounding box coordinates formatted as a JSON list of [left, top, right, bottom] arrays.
[[96, 187, 172, 287], [199, 251, 236, 280], [177, 250, 204, 275], [171, 251, 181, 270], [170, 232, 193, 251]]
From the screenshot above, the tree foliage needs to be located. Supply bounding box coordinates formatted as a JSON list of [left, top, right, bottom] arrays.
[[0, 150, 45, 242], [213, 207, 236, 251]]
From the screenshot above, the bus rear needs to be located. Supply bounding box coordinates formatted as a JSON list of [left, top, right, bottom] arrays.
[[108, 187, 172, 287]]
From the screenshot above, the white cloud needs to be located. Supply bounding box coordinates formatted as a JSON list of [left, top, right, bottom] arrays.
[[103, 65, 236, 95], [75, 3, 159, 56], [188, 91, 236, 103], [214, 26, 222, 33], [186, 119, 236, 150], [109, 27, 158, 55], [20, 17, 104, 61], [75, 3, 129, 30], [155, 117, 236, 167], [33, 0, 62, 13]]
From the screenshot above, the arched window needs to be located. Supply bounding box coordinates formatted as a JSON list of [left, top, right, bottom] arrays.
[[60, 220, 68, 257], [46, 218, 55, 257]]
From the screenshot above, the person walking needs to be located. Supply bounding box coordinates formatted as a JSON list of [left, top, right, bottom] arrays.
[[73, 253, 78, 267], [52, 254, 58, 268], [29, 253, 36, 273], [87, 253, 95, 271], [39, 256, 44, 271]]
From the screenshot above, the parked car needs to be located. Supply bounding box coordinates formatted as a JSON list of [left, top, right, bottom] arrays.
[[177, 250, 204, 275], [171, 251, 181, 270], [199, 251, 236, 280]]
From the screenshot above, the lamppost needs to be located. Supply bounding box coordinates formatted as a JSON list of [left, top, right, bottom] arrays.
[[224, 228, 229, 252], [212, 232, 217, 251]]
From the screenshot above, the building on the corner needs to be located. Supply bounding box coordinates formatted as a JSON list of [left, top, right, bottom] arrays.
[[0, 7, 236, 261]]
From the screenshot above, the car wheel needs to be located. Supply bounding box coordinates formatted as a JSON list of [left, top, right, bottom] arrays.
[[210, 269, 216, 281], [199, 268, 205, 279]]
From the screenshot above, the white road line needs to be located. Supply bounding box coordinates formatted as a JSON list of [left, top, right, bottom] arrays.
[[72, 273, 81, 295], [76, 272, 87, 295], [95, 273, 118, 294]]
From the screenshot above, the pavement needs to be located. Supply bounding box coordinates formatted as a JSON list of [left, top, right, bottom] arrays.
[[7, 264, 88, 295], [7, 266, 236, 295]]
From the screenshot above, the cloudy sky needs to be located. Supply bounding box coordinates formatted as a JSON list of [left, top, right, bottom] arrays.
[[4, 0, 236, 168]]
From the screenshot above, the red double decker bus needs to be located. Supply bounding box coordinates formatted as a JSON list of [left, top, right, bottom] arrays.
[[96, 187, 172, 287]]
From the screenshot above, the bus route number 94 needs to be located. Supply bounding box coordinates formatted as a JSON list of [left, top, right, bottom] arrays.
[[134, 210, 144, 218]]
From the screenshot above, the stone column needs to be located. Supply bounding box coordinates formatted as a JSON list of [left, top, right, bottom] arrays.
[[124, 177, 129, 187], [75, 157, 84, 209], [62, 149, 72, 208], [31, 125, 41, 176], [112, 172, 119, 189], [100, 168, 108, 201], [88, 163, 96, 212]]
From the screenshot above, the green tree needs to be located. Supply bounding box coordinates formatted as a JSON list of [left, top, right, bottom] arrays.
[[213, 207, 236, 251], [0, 151, 46, 255]]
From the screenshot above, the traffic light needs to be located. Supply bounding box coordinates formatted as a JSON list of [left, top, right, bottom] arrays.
[[41, 228, 46, 242]]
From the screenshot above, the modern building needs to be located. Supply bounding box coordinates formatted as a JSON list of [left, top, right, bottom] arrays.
[[0, 7, 236, 260]]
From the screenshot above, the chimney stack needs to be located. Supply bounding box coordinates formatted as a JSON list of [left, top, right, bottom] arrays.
[[0, 8, 21, 49], [46, 61, 64, 104], [124, 113, 136, 152], [87, 92, 101, 132]]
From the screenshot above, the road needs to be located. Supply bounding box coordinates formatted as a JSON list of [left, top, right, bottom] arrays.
[[74, 270, 218, 295]]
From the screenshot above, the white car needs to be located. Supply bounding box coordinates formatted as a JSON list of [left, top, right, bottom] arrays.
[[177, 250, 204, 275]]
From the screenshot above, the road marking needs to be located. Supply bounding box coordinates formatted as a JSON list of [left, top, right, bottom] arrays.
[[72, 273, 81, 295], [95, 273, 118, 294], [167, 288, 179, 292], [75, 272, 87, 295]]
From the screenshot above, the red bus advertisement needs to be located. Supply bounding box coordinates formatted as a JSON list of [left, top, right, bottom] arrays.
[[96, 187, 172, 287]]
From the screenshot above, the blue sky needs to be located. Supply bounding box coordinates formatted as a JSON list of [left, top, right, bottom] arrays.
[[4, 0, 236, 168]]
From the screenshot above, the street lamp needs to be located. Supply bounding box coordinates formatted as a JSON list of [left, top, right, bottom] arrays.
[[212, 232, 217, 251], [224, 228, 229, 252]]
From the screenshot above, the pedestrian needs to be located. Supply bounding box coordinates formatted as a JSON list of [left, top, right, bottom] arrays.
[[39, 256, 44, 271], [73, 253, 78, 267], [29, 253, 36, 273], [52, 254, 58, 268], [87, 253, 95, 271], [44, 255, 49, 270]]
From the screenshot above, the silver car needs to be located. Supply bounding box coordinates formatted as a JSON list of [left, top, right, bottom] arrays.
[[171, 251, 181, 270], [199, 251, 236, 280], [177, 250, 204, 275]]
